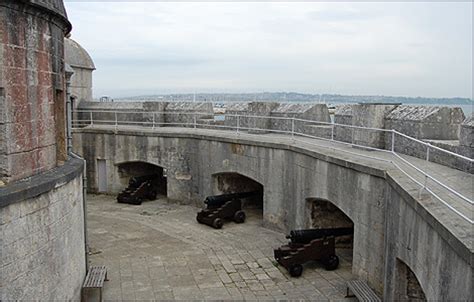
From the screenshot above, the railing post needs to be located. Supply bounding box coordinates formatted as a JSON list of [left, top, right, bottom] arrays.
[[114, 112, 118, 130], [152, 113, 155, 130], [237, 115, 240, 134], [90, 111, 93, 126], [193, 114, 197, 129], [420, 145, 430, 196], [291, 118, 295, 139], [391, 130, 395, 152], [331, 124, 334, 141]]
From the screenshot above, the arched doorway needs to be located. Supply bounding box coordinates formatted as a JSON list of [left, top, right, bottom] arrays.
[[306, 198, 354, 268], [395, 259, 427, 301], [117, 161, 167, 197], [212, 172, 264, 219]]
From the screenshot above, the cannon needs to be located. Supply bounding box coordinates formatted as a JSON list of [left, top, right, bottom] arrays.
[[204, 191, 261, 208], [274, 227, 353, 277], [196, 191, 260, 229], [117, 174, 158, 205]]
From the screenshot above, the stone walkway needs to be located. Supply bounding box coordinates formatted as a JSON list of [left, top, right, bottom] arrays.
[[86, 194, 355, 301]]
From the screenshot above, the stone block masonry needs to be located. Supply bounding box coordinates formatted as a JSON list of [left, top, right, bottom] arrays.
[[1, 157, 85, 300], [0, 1, 71, 183], [72, 127, 472, 300], [0, 1, 85, 300]]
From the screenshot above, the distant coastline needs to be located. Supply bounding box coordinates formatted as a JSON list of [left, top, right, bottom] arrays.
[[105, 92, 473, 115]]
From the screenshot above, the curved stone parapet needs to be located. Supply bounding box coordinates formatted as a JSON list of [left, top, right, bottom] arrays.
[[72, 127, 472, 300], [0, 158, 85, 300], [22, 0, 71, 31], [0, 0, 71, 183]]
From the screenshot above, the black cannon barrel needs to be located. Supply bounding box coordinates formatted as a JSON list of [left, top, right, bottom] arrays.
[[204, 191, 261, 207], [287, 228, 353, 244], [129, 174, 158, 188]]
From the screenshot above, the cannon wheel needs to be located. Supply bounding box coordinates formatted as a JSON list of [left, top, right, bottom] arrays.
[[212, 218, 223, 229], [196, 215, 203, 224], [324, 255, 339, 271], [289, 264, 303, 277], [233, 210, 246, 223]]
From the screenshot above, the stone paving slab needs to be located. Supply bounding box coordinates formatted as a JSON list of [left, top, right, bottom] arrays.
[[85, 194, 356, 301]]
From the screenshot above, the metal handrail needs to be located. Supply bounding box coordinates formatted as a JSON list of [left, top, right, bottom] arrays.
[[393, 130, 473, 162], [391, 161, 473, 224], [392, 152, 473, 204], [72, 108, 473, 224]]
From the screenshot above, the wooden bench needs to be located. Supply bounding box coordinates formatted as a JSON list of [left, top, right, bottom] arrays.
[[82, 266, 108, 302], [346, 280, 381, 302]]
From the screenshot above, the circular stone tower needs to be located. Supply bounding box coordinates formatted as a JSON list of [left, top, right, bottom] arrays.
[[1, 0, 86, 300], [65, 37, 96, 104]]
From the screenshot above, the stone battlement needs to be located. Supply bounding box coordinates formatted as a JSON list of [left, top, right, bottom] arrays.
[[76, 101, 472, 172]]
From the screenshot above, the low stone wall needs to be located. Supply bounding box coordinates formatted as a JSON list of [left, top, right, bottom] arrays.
[[388, 113, 472, 173], [76, 101, 471, 172], [76, 101, 214, 127], [334, 104, 354, 143], [333, 104, 471, 172], [72, 128, 473, 300], [73, 128, 387, 294], [352, 104, 398, 149], [224, 102, 331, 135], [164, 102, 214, 126], [385, 106, 465, 140], [224, 102, 249, 129], [384, 183, 472, 300], [270, 103, 331, 135], [0, 158, 85, 300], [247, 102, 279, 134]]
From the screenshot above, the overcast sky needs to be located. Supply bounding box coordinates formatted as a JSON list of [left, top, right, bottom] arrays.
[[64, 1, 472, 99]]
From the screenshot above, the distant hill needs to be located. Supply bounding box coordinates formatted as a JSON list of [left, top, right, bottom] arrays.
[[115, 92, 473, 106]]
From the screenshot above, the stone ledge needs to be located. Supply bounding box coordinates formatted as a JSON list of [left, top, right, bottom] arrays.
[[73, 126, 472, 265], [385, 174, 473, 265], [73, 127, 388, 179], [0, 157, 83, 208]]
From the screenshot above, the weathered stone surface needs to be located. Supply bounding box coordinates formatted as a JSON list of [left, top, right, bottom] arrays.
[[384, 106, 469, 171], [76, 101, 214, 128], [64, 38, 95, 70], [1, 2, 85, 301], [459, 116, 473, 148], [352, 104, 397, 148], [0, 172, 85, 300], [0, 0, 70, 183], [85, 194, 355, 301], [333, 103, 398, 148], [221, 102, 331, 134], [383, 184, 471, 301], [28, 0, 71, 24], [164, 101, 214, 126], [247, 102, 279, 134], [72, 126, 472, 301], [270, 103, 331, 134], [334, 104, 354, 143], [385, 105, 465, 140], [224, 102, 249, 129]]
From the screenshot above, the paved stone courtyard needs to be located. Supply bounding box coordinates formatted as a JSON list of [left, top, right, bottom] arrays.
[[86, 194, 355, 301]]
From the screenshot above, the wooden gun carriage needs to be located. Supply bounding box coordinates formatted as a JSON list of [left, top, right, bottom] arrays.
[[196, 191, 260, 229], [274, 227, 353, 277], [117, 174, 158, 205]]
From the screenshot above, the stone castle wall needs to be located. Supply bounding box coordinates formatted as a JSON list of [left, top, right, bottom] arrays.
[[1, 158, 85, 300], [76, 101, 472, 172], [0, 1, 86, 300], [72, 128, 472, 300], [0, 1, 70, 183]]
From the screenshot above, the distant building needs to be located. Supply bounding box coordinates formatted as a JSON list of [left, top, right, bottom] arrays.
[[65, 37, 96, 107]]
